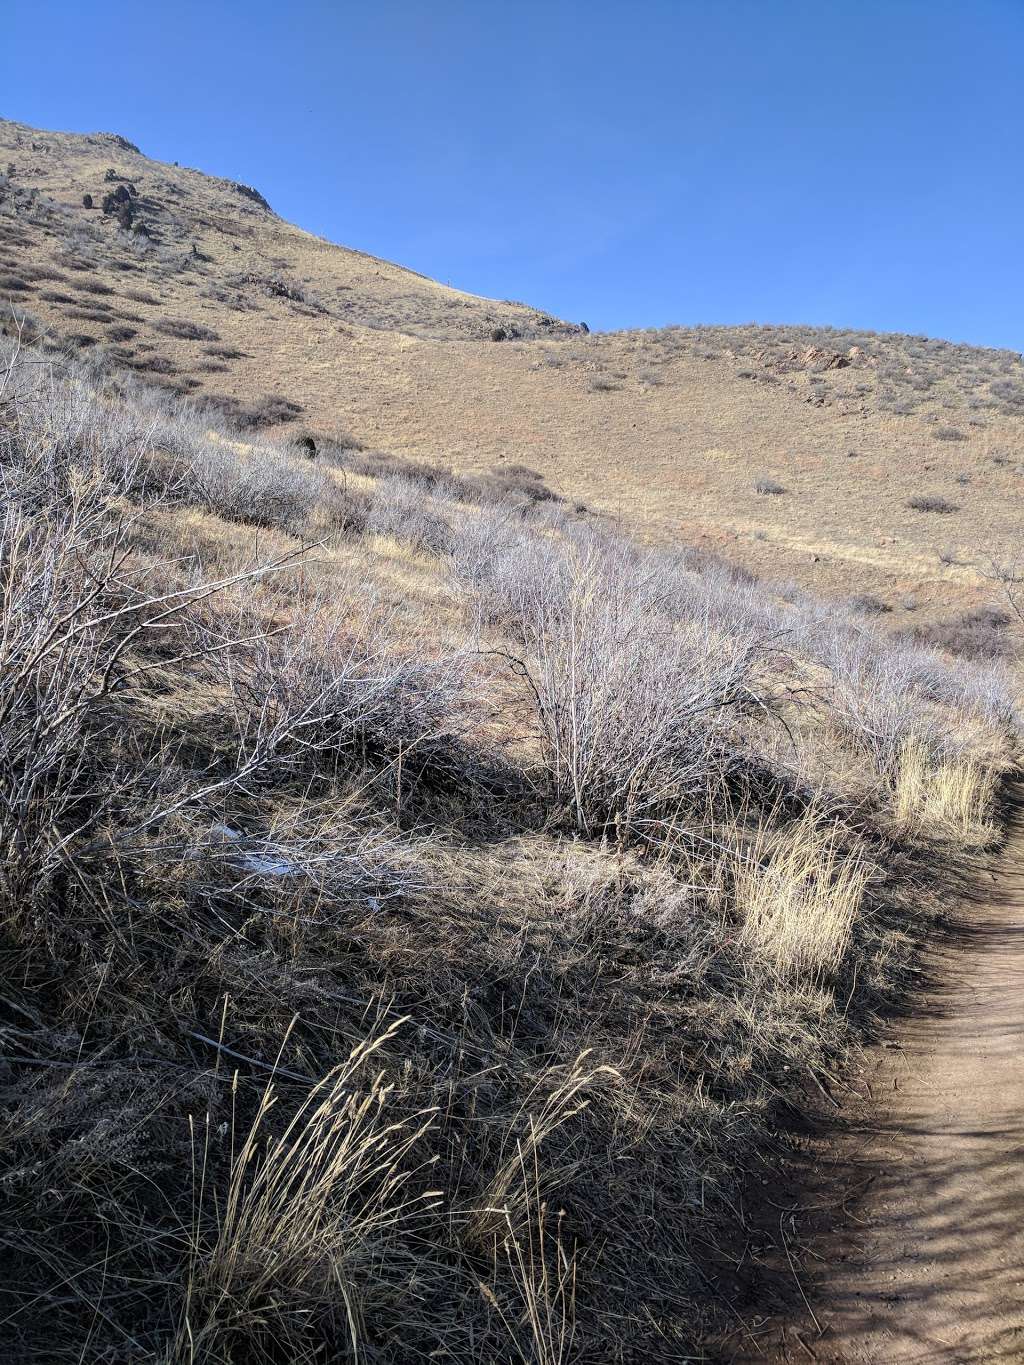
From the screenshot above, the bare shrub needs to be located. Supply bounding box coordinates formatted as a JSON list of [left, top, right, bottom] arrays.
[[848, 593, 891, 616], [450, 505, 569, 632], [204, 392, 305, 429], [898, 607, 1016, 662], [155, 316, 220, 341], [990, 378, 1024, 413], [754, 477, 787, 496], [130, 351, 177, 374], [367, 475, 454, 555], [504, 546, 769, 834], [475, 462, 563, 508], [205, 343, 248, 359], [55, 226, 103, 268], [242, 598, 470, 777], [155, 426, 362, 536], [74, 281, 112, 300], [907, 494, 959, 514]]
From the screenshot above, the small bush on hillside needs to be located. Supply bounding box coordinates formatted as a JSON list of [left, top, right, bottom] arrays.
[[848, 593, 892, 616], [202, 392, 305, 430], [935, 425, 966, 441], [991, 379, 1024, 413], [145, 418, 363, 537], [367, 476, 454, 555], [75, 277, 114, 295], [450, 504, 568, 633], [898, 607, 1016, 662], [129, 353, 177, 375], [204, 343, 248, 359], [469, 541, 771, 835], [755, 477, 787, 496], [476, 462, 563, 508], [251, 394, 304, 427], [155, 317, 220, 342], [64, 305, 113, 322], [907, 494, 959, 514], [81, 192, 93, 208]]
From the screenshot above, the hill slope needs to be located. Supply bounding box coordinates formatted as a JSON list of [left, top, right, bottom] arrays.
[[2, 115, 1023, 622], [0, 116, 1021, 1365], [0, 323, 1015, 1365]]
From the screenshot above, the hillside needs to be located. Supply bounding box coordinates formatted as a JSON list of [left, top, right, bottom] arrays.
[[2, 116, 1023, 627], [0, 116, 1022, 1365], [0, 322, 1017, 1365]]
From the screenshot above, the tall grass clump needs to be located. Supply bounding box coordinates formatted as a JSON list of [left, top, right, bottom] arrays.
[[179, 1021, 441, 1363], [892, 734, 997, 843], [734, 812, 869, 978]]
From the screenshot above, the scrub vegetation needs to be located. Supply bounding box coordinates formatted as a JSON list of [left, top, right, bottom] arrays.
[[0, 332, 1018, 1363]]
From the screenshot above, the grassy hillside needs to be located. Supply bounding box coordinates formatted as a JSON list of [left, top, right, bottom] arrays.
[[3, 117, 1024, 625], [0, 328, 1018, 1363]]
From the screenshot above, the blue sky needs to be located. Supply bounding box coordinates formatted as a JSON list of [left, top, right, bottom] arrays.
[[6, 1, 1023, 348]]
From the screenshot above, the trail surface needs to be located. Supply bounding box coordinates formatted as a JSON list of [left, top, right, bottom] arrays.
[[754, 782, 1024, 1363]]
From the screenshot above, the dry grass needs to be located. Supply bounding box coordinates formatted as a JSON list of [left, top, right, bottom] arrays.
[[178, 1020, 440, 1363], [735, 811, 870, 979], [492, 1154, 579, 1365], [893, 734, 998, 843]]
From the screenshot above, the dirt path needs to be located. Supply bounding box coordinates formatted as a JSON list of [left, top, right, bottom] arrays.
[[747, 781, 1024, 1363]]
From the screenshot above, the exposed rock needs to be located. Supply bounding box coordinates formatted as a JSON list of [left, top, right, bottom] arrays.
[[229, 180, 273, 212], [800, 345, 851, 371]]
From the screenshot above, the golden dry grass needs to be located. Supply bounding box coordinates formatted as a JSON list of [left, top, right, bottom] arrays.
[[734, 811, 870, 979], [178, 1020, 440, 1363], [893, 734, 999, 843]]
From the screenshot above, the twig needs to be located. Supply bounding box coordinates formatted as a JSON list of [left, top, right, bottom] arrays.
[[779, 1211, 823, 1337]]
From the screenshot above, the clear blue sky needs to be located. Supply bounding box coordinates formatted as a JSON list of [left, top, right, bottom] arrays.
[[6, 1, 1023, 349]]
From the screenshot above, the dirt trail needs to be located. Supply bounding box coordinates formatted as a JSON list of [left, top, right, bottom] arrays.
[[751, 781, 1024, 1363]]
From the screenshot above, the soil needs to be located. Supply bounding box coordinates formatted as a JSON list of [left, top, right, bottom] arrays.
[[733, 780, 1024, 1363]]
